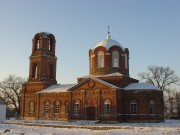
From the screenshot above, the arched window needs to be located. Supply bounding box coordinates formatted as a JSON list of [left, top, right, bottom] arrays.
[[44, 100, 50, 114], [49, 64, 54, 79], [74, 100, 80, 115], [54, 101, 60, 113], [65, 101, 68, 113], [130, 100, 137, 114], [98, 51, 104, 68], [112, 51, 119, 67], [32, 63, 38, 79], [104, 100, 111, 115], [149, 100, 155, 114], [125, 53, 128, 69], [29, 101, 35, 113]]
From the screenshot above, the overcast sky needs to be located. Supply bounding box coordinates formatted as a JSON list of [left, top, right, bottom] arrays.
[[0, 0, 180, 84]]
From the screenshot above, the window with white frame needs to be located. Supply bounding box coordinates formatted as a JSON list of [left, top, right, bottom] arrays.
[[74, 100, 80, 115], [149, 100, 155, 114], [98, 51, 104, 68], [112, 51, 119, 67], [130, 100, 137, 114], [104, 100, 111, 115], [54, 101, 60, 113], [29, 101, 34, 113], [44, 100, 50, 114]]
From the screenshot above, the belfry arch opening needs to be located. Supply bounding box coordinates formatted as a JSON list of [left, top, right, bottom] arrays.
[[37, 40, 40, 49], [48, 40, 54, 51], [32, 63, 38, 79], [33, 35, 40, 52], [47, 34, 55, 52]]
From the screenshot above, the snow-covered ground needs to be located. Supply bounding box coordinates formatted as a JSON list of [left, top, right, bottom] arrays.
[[0, 119, 180, 135]]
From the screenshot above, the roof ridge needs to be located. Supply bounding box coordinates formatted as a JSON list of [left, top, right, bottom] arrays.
[[90, 77, 120, 89], [68, 77, 120, 91]]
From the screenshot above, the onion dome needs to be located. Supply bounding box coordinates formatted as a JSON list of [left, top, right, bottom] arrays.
[[95, 32, 125, 51]]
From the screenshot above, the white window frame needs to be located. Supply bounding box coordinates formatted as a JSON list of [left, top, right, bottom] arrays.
[[104, 100, 111, 115], [74, 100, 80, 115], [44, 101, 50, 114], [130, 100, 137, 115], [112, 51, 119, 67], [98, 51, 104, 68], [54, 101, 60, 114]]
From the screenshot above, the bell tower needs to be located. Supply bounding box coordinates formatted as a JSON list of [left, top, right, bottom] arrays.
[[28, 32, 57, 83], [21, 32, 57, 118], [22, 32, 57, 94]]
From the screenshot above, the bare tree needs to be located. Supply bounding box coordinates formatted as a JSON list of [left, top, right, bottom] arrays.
[[164, 91, 180, 118], [138, 65, 180, 93], [138, 65, 180, 118], [0, 75, 26, 116]]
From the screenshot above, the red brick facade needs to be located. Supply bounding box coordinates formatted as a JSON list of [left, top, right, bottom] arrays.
[[20, 32, 164, 122]]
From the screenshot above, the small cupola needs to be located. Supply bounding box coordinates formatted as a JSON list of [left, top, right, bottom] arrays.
[[89, 29, 129, 76], [94, 30, 125, 51], [32, 32, 56, 56]]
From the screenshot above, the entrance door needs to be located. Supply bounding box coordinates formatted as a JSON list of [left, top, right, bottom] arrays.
[[87, 107, 96, 120]]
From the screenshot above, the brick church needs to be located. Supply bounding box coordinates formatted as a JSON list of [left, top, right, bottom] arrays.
[[20, 31, 164, 122]]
